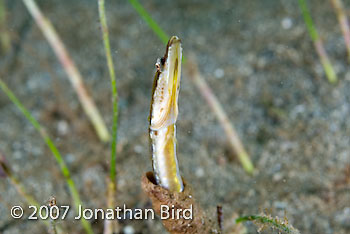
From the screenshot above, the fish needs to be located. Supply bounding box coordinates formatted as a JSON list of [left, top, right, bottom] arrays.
[[149, 36, 184, 193]]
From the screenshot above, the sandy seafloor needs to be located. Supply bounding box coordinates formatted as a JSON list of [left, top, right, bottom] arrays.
[[0, 0, 349, 233]]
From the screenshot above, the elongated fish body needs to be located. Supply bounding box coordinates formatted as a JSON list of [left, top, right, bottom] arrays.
[[149, 36, 184, 192]]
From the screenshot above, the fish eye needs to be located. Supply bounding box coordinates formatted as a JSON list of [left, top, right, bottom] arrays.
[[155, 63, 161, 71]]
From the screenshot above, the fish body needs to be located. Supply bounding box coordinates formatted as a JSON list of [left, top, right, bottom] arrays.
[[149, 36, 184, 192]]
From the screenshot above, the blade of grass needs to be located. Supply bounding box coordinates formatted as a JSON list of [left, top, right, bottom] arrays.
[[22, 0, 110, 142], [128, 0, 254, 174], [298, 0, 338, 84], [127, 0, 169, 44], [0, 153, 63, 234], [97, 0, 119, 233], [186, 56, 254, 174], [0, 0, 11, 54], [98, 0, 118, 189], [236, 214, 300, 234], [330, 0, 350, 62], [0, 79, 93, 234]]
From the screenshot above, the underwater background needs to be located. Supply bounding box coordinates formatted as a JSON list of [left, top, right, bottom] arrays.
[[0, 0, 349, 233]]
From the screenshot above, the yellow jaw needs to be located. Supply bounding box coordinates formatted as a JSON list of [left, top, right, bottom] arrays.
[[150, 36, 182, 130]]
